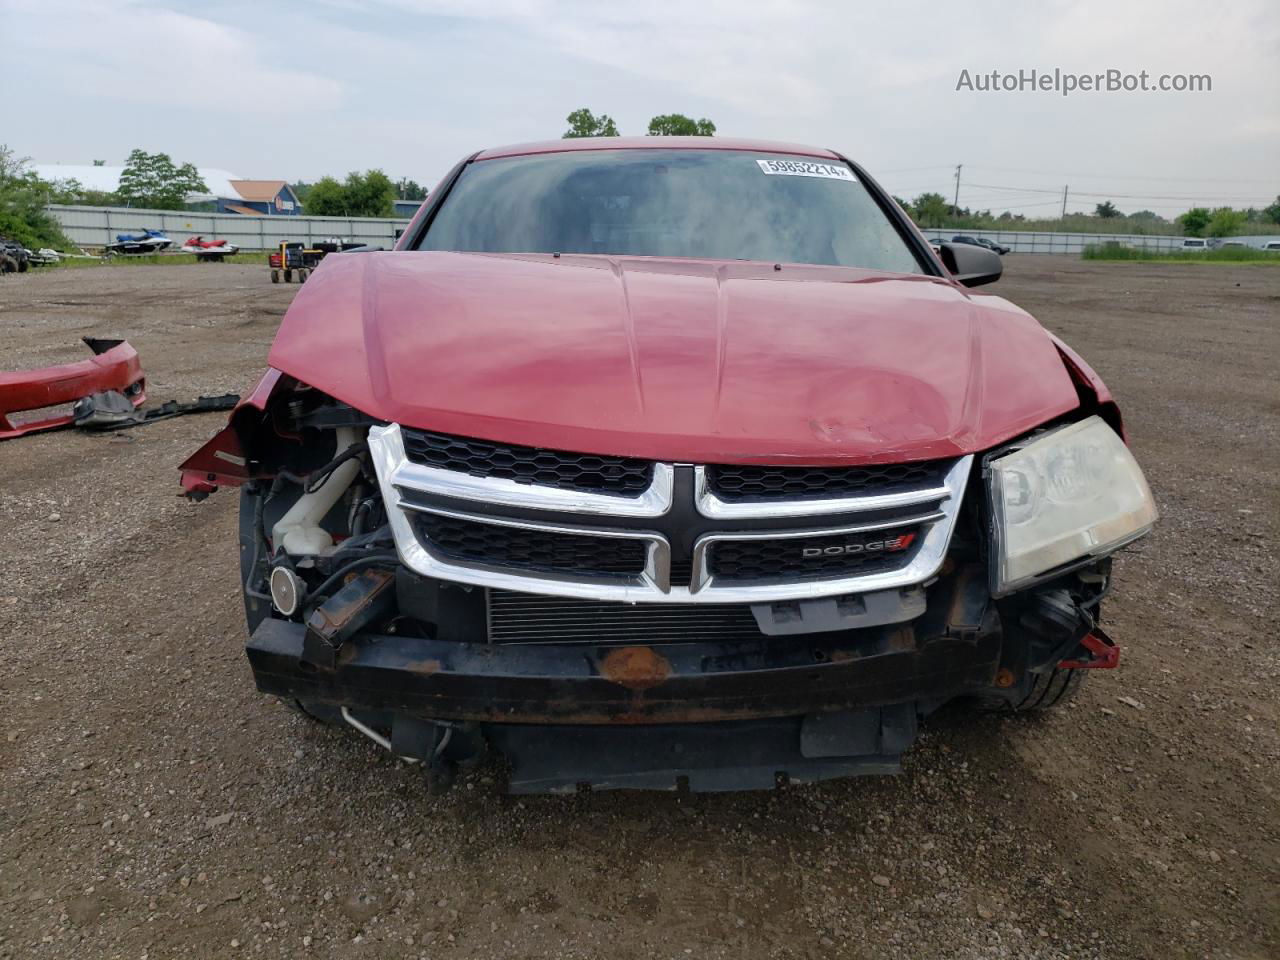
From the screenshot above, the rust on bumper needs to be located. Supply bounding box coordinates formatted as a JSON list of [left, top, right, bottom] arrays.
[[247, 617, 1002, 726], [0, 338, 145, 441]]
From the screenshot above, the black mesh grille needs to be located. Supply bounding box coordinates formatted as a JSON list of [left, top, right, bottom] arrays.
[[708, 527, 920, 582], [402, 428, 652, 495], [487, 590, 763, 645], [706, 460, 949, 502], [416, 513, 646, 577], [668, 557, 695, 588]]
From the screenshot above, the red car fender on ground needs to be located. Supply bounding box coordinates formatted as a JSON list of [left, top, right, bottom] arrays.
[[0, 338, 145, 441]]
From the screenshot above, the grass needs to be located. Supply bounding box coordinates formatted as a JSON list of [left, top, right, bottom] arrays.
[[1081, 244, 1280, 263], [43, 250, 271, 269]]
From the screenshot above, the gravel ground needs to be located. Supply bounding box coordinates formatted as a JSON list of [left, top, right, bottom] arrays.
[[0, 257, 1276, 959]]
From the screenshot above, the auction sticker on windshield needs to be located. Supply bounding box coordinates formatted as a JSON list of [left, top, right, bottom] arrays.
[[756, 158, 856, 181]]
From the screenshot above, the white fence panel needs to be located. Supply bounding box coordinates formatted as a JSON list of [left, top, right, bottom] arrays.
[[47, 206, 1280, 255], [919, 229, 1192, 254], [48, 205, 412, 250]]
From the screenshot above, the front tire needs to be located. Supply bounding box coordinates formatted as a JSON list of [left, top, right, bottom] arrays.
[[976, 668, 1085, 714], [282, 698, 344, 726]]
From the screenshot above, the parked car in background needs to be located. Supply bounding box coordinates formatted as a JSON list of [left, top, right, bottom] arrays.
[[1265, 241, 1280, 251], [0, 236, 31, 273], [182, 137, 1157, 794], [952, 235, 1010, 255], [1181, 238, 1209, 249]]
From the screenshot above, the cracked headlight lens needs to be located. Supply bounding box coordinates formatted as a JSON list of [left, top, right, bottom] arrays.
[[989, 416, 1157, 595]]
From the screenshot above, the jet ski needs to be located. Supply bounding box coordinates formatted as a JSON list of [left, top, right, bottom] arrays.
[[105, 230, 173, 255], [182, 236, 239, 261]]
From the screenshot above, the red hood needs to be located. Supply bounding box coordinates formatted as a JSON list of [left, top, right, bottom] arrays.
[[266, 252, 1080, 465]]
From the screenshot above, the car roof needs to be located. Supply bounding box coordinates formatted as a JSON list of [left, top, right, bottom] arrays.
[[475, 136, 843, 162]]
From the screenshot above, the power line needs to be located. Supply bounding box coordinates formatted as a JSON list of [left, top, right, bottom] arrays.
[[965, 182, 1063, 195], [960, 199, 1071, 211], [965, 163, 1277, 184], [874, 164, 957, 175], [964, 181, 1272, 202], [1069, 189, 1273, 202]]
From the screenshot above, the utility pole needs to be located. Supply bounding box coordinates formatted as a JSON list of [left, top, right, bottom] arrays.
[[953, 164, 962, 214], [1061, 185, 1069, 220]]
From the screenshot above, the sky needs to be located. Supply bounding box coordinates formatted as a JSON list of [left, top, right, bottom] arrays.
[[5, 0, 1278, 217]]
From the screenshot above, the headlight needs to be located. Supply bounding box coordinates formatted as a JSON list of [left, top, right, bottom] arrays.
[[988, 416, 1156, 595]]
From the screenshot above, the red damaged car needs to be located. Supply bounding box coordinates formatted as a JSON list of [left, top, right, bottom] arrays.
[[182, 138, 1157, 793]]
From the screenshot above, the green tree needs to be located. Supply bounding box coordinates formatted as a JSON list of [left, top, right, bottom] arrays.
[[44, 177, 119, 206], [1094, 201, 1120, 218], [0, 144, 73, 249], [303, 170, 396, 217], [911, 192, 951, 227], [647, 113, 716, 136], [1262, 195, 1280, 224], [302, 177, 344, 215], [396, 177, 427, 201], [562, 108, 620, 138], [1177, 207, 1212, 237], [344, 170, 395, 217], [115, 148, 207, 209], [1205, 206, 1246, 238]]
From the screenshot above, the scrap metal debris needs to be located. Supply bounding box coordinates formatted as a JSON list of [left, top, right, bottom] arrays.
[[72, 391, 239, 431]]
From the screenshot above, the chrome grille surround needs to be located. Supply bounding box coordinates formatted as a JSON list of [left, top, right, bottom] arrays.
[[379, 429, 673, 519], [694, 464, 954, 519], [369, 423, 973, 604]]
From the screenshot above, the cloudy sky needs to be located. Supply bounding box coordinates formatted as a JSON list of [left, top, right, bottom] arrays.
[[6, 0, 1277, 216]]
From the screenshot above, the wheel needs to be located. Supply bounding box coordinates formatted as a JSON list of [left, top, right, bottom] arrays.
[[284, 269, 293, 282], [299, 268, 308, 283], [17, 259, 28, 273], [0, 254, 16, 274], [270, 269, 279, 283], [282, 698, 344, 726], [975, 668, 1085, 714]]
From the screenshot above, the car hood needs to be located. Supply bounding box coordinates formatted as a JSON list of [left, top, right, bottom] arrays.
[[267, 252, 1080, 465]]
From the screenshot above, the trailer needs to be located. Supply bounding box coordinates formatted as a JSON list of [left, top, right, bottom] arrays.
[[267, 239, 367, 283]]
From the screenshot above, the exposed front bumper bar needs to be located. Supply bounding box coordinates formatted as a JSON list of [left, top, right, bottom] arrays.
[[247, 617, 1001, 725]]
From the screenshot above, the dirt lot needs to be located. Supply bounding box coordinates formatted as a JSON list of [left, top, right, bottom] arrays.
[[1, 257, 1276, 959]]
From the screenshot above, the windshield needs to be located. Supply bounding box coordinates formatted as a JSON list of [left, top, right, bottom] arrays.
[[418, 149, 923, 273]]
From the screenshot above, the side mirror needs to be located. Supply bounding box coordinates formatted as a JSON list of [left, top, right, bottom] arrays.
[[937, 242, 1002, 288]]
